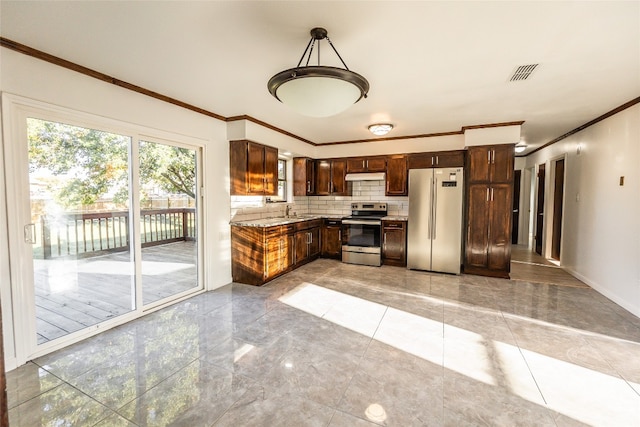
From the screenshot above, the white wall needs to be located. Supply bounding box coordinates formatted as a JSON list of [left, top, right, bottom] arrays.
[[317, 134, 465, 158], [523, 103, 640, 317], [0, 48, 234, 367]]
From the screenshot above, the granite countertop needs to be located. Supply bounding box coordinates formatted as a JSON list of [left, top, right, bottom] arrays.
[[230, 215, 325, 227], [382, 215, 408, 221]]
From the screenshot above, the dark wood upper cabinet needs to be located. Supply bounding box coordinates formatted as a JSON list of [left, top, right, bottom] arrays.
[[263, 145, 278, 195], [246, 142, 265, 194], [408, 150, 465, 169], [346, 156, 386, 173], [331, 159, 348, 195], [315, 160, 332, 195], [293, 157, 315, 196], [230, 140, 278, 196], [386, 155, 407, 196], [314, 159, 350, 196], [468, 145, 513, 183]]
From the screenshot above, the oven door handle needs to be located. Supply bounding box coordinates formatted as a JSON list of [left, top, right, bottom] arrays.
[[342, 219, 382, 226]]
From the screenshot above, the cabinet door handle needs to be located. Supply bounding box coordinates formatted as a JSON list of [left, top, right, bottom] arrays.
[[432, 156, 435, 166], [486, 188, 490, 202], [492, 150, 496, 164], [307, 181, 310, 192], [362, 160, 365, 168], [491, 187, 494, 201], [384, 232, 387, 249], [436, 156, 439, 165], [487, 151, 491, 164], [338, 230, 341, 241]]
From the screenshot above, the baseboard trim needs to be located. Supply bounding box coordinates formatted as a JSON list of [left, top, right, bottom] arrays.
[[564, 267, 640, 319]]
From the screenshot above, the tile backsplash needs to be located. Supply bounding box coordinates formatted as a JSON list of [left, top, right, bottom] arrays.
[[231, 181, 408, 222]]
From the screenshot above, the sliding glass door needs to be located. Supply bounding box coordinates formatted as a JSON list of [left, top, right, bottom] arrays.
[[3, 98, 204, 361], [139, 140, 199, 305], [27, 118, 135, 344]]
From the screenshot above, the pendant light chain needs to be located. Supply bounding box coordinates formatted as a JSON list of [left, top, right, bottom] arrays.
[[326, 37, 350, 71]]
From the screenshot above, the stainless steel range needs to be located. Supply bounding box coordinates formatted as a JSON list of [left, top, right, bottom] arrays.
[[341, 202, 387, 267]]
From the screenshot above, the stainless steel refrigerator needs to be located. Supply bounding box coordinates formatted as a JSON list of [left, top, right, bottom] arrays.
[[407, 168, 464, 274]]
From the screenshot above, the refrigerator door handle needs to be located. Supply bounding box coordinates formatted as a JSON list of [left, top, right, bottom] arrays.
[[427, 176, 434, 239], [432, 178, 437, 240]]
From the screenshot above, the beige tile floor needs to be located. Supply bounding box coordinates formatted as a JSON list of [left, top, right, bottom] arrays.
[[7, 258, 640, 426]]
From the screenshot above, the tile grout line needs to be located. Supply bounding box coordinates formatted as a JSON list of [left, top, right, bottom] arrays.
[[440, 286, 446, 425], [499, 310, 550, 409], [332, 305, 390, 426]]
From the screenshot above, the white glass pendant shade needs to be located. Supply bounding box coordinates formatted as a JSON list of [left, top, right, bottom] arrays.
[[268, 28, 369, 117], [276, 76, 362, 117]]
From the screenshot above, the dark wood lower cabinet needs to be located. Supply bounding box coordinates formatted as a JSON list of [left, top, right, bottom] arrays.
[[231, 224, 295, 286], [321, 219, 342, 259], [382, 220, 407, 267], [295, 220, 321, 266], [464, 183, 512, 278], [231, 219, 323, 286]]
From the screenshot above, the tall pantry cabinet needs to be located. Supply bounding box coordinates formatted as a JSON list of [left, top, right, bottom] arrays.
[[464, 144, 514, 278]]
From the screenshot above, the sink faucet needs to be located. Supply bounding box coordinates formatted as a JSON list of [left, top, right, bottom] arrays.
[[286, 205, 292, 217]]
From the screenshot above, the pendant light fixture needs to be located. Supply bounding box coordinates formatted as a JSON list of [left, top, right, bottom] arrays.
[[268, 27, 369, 118]]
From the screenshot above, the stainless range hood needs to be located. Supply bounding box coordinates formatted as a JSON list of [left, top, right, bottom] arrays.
[[344, 172, 386, 181]]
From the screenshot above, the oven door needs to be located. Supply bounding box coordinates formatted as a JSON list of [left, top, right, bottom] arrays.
[[342, 219, 381, 252]]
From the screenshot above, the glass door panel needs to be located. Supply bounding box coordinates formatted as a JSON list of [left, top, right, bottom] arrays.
[[139, 140, 199, 305], [27, 118, 135, 345]]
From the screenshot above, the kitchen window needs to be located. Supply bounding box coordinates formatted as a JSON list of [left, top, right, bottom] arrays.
[[268, 158, 287, 202]]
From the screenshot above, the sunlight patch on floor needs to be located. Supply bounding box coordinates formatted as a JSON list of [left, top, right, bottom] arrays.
[[279, 281, 640, 425]]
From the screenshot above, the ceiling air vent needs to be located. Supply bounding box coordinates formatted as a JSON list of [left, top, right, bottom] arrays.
[[510, 64, 539, 81]]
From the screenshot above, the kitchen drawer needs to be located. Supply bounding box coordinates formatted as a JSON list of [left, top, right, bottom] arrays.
[[281, 224, 295, 234], [295, 219, 322, 231], [264, 226, 282, 238], [382, 220, 406, 230]]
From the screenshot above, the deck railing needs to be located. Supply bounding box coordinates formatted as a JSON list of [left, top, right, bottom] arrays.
[[38, 208, 196, 259]]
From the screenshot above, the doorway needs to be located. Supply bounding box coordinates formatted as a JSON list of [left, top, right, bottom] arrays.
[[535, 163, 546, 255], [551, 158, 565, 260], [511, 170, 522, 244]]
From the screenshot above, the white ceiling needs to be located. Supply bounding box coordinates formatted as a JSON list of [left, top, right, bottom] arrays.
[[2, 1, 639, 154]]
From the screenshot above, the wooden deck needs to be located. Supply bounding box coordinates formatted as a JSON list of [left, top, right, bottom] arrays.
[[34, 241, 198, 344]]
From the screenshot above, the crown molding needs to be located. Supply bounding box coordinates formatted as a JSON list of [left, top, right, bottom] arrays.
[[525, 97, 640, 156], [1, 37, 524, 148]]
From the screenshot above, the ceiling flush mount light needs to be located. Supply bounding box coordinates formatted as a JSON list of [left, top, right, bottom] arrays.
[[368, 124, 394, 136], [515, 143, 527, 153], [268, 27, 369, 118]]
